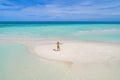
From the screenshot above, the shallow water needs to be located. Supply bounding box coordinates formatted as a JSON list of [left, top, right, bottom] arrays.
[[0, 43, 75, 80], [72, 63, 120, 80]]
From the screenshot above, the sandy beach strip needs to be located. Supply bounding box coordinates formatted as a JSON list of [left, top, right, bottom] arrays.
[[0, 38, 120, 63], [33, 40, 120, 63]]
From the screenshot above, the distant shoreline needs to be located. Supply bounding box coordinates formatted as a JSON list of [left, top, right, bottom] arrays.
[[0, 21, 120, 24]]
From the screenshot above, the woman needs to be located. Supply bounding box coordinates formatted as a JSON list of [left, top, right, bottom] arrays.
[[53, 41, 62, 51]]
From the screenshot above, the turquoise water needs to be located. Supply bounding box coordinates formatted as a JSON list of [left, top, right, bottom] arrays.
[[0, 43, 75, 80], [0, 22, 120, 42]]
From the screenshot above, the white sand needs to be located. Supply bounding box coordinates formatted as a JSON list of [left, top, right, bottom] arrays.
[[33, 40, 120, 80], [34, 40, 120, 63]]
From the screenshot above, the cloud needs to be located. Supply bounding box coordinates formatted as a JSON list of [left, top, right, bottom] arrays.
[[0, 0, 24, 10], [0, 0, 120, 21]]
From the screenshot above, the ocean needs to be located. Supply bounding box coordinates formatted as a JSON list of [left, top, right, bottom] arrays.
[[0, 21, 120, 80], [0, 21, 120, 42]]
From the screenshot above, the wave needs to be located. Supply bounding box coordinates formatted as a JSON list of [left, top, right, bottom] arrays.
[[74, 29, 120, 35]]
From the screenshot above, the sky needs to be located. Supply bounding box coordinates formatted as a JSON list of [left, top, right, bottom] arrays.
[[0, 0, 120, 21]]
